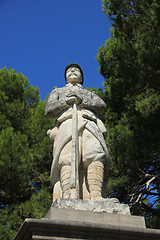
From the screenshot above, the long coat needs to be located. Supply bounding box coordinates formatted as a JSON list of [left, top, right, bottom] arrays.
[[45, 83, 110, 186]]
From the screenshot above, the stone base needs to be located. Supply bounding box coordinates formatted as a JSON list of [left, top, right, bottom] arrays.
[[14, 198, 160, 240], [44, 206, 145, 228], [51, 197, 131, 215], [14, 209, 160, 240]]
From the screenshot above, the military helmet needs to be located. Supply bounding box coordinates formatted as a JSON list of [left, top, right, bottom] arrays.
[[64, 63, 84, 84]]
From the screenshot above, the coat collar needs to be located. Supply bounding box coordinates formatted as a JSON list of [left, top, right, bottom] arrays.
[[65, 83, 83, 88]]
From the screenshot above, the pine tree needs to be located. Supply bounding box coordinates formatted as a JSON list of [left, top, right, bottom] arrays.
[[0, 68, 54, 239], [97, 0, 160, 228]]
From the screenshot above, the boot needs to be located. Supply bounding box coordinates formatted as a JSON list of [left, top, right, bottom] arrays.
[[87, 161, 104, 200], [60, 165, 70, 198]]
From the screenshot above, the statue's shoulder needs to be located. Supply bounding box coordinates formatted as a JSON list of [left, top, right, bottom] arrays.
[[79, 87, 96, 96], [50, 85, 67, 94], [78, 86, 89, 93]]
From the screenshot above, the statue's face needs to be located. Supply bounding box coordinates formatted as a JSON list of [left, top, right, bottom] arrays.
[[66, 67, 82, 84]]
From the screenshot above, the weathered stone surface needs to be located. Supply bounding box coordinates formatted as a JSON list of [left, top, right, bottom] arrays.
[[14, 214, 160, 240], [44, 207, 145, 228], [51, 198, 131, 215], [45, 63, 110, 201]]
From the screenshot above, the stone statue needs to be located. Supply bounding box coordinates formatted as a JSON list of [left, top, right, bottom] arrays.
[[45, 63, 110, 201]]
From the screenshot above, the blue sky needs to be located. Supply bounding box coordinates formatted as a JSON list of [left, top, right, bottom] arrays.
[[0, 0, 111, 100]]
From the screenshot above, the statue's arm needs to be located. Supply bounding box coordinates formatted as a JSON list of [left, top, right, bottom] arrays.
[[45, 88, 69, 118], [80, 90, 106, 113]]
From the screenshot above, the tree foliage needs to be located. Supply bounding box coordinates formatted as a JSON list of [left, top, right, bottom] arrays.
[[97, 0, 160, 228], [0, 68, 53, 239]]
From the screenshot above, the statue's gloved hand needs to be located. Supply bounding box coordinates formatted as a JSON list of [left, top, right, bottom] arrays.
[[66, 92, 82, 105]]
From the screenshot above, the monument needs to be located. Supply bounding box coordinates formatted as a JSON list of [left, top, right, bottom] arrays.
[[14, 64, 160, 240], [44, 63, 130, 213], [45, 63, 110, 201]]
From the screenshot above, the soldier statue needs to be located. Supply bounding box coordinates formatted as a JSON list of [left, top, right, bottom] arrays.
[[45, 63, 110, 200]]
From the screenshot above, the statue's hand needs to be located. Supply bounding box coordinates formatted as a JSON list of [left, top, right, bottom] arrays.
[[66, 92, 82, 105]]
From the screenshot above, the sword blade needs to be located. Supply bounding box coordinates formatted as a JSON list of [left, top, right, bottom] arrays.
[[70, 102, 79, 198]]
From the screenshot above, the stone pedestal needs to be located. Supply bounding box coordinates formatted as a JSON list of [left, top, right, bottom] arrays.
[[51, 198, 130, 215], [14, 199, 160, 240], [44, 207, 145, 228], [14, 210, 160, 240]]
